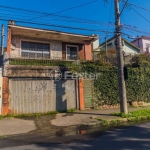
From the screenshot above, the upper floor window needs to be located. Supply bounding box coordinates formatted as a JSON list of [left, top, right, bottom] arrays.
[[107, 43, 112, 47], [21, 41, 50, 58], [146, 43, 150, 48], [67, 46, 78, 60]]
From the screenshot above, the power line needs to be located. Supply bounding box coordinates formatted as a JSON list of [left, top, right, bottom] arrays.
[[106, 0, 113, 36], [27, 0, 99, 21], [0, 3, 138, 30], [0, 13, 116, 27], [123, 27, 150, 36], [1, 2, 150, 38], [120, 0, 128, 16], [2, 14, 150, 38], [121, 0, 150, 12], [131, 7, 150, 25], [0, 4, 103, 23], [1, 11, 150, 38], [0, 17, 116, 34], [0, 4, 119, 27]]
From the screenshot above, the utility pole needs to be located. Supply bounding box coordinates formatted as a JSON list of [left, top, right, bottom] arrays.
[[1, 24, 4, 55], [105, 37, 108, 62], [114, 0, 128, 114]]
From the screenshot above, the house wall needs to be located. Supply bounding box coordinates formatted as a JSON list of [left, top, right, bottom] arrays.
[[141, 39, 150, 53], [92, 39, 99, 50], [132, 39, 143, 53], [62, 42, 85, 60], [0, 68, 2, 115], [10, 35, 92, 60], [100, 39, 116, 51], [11, 35, 63, 58], [100, 39, 140, 55], [132, 39, 150, 53], [123, 42, 140, 55]]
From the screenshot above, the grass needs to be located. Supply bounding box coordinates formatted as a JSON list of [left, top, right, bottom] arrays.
[[112, 109, 150, 122], [112, 109, 150, 118], [0, 136, 6, 139], [0, 115, 3, 120], [0, 108, 78, 119], [67, 108, 77, 113], [97, 118, 109, 126], [97, 118, 124, 126], [96, 109, 150, 126], [1, 111, 59, 119]]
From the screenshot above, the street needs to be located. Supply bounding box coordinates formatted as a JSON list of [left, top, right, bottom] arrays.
[[0, 122, 150, 150]]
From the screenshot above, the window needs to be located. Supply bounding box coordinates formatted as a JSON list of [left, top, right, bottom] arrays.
[[67, 46, 78, 60], [21, 41, 50, 58], [107, 43, 112, 47], [146, 43, 150, 48]]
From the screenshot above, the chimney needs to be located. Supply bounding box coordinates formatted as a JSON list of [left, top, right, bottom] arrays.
[[8, 20, 15, 25]]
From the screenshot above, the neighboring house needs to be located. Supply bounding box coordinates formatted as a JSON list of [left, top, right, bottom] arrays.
[[131, 36, 150, 54], [1, 21, 98, 115], [99, 36, 141, 55], [92, 38, 100, 60]]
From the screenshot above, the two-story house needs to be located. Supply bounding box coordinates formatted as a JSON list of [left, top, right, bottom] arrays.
[[131, 36, 150, 53], [1, 21, 98, 115]]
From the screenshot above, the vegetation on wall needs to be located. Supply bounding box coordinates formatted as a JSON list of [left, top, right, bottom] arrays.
[[73, 54, 150, 106], [9, 58, 77, 67]]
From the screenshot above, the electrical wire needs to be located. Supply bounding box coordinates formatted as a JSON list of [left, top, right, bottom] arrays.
[[121, 0, 150, 13], [120, 0, 128, 16], [1, 2, 150, 39], [106, 0, 113, 37], [0, 5, 119, 28], [0, 17, 116, 34], [131, 7, 150, 24], [27, 0, 99, 21]]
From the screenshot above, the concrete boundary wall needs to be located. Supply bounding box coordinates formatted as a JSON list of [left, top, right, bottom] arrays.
[[0, 68, 2, 115]]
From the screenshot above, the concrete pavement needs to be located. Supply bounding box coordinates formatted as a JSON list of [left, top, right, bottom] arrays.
[[50, 107, 149, 126], [0, 107, 149, 136], [50, 108, 121, 126], [0, 118, 36, 136]]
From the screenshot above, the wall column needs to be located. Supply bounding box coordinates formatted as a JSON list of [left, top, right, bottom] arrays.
[[78, 78, 84, 110], [2, 77, 9, 115], [7, 27, 11, 53], [84, 40, 92, 60]]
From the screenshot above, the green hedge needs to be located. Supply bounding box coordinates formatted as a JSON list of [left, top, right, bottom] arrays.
[[74, 56, 150, 106], [9, 58, 76, 67]]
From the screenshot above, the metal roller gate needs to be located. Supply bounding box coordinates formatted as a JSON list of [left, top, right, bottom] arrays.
[[9, 79, 77, 114]]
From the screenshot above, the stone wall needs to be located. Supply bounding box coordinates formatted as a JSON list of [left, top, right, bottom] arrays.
[[3, 65, 66, 78], [2, 77, 9, 115], [11, 35, 62, 58], [99, 101, 144, 110]]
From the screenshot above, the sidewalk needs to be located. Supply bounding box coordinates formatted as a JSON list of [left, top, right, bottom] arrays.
[[50, 107, 149, 126], [0, 107, 149, 136], [0, 118, 36, 136]]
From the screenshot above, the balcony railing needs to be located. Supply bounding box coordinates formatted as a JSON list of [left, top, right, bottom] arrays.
[[5, 53, 80, 67]]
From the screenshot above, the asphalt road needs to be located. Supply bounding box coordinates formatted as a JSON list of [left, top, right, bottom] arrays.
[[0, 122, 150, 150]]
